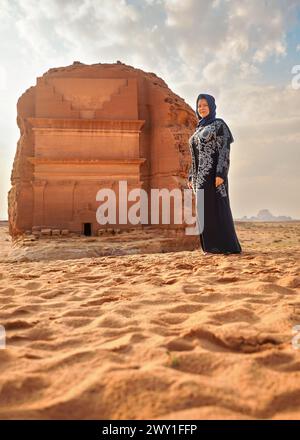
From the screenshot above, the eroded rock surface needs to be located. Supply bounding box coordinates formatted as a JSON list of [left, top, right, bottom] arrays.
[[8, 61, 197, 241]]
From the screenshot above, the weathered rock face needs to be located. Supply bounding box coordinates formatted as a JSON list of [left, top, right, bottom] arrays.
[[8, 61, 197, 237]]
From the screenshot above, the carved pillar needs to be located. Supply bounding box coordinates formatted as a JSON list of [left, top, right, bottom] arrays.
[[32, 179, 47, 226], [71, 181, 78, 222], [56, 180, 76, 224]]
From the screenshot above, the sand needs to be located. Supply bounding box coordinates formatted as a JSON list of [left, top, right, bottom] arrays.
[[0, 221, 300, 420]]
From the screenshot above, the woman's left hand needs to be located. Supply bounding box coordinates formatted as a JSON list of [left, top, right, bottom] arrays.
[[215, 176, 224, 187]]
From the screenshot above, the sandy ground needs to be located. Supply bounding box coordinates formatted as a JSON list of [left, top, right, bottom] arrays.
[[0, 221, 300, 420]]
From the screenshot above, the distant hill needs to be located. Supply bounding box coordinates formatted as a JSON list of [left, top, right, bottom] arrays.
[[236, 209, 299, 222]]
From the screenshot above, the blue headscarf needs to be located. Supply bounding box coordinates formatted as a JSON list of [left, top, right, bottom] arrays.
[[196, 93, 216, 127], [195, 93, 234, 143]]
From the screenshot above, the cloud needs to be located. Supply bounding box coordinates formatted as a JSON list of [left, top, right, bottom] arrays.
[[0, 0, 299, 218], [2, 0, 298, 75]]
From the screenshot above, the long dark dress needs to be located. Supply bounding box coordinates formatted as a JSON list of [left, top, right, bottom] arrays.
[[188, 118, 242, 254]]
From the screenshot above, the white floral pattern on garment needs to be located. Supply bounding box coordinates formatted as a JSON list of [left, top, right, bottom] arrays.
[[188, 119, 229, 196], [216, 122, 231, 180], [216, 182, 227, 198], [188, 124, 216, 189]]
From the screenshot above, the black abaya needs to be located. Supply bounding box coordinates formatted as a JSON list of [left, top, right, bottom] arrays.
[[188, 118, 242, 254]]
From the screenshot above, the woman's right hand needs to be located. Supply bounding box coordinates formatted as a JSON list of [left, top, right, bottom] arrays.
[[187, 180, 193, 189]]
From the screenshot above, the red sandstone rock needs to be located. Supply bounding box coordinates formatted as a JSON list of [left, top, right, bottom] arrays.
[[8, 61, 197, 237]]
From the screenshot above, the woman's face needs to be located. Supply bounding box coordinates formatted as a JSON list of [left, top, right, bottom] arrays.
[[198, 98, 210, 118]]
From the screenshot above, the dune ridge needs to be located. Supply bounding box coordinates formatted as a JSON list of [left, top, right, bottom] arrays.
[[0, 222, 300, 419]]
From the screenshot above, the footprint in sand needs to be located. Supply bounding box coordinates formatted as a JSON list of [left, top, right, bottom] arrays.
[[100, 332, 147, 352], [174, 263, 194, 270], [152, 314, 189, 325], [257, 274, 279, 283], [258, 283, 296, 295], [217, 332, 283, 353], [25, 326, 54, 342], [62, 309, 100, 318], [0, 287, 15, 295], [244, 297, 271, 304], [97, 315, 133, 329], [166, 304, 202, 314], [278, 276, 300, 289], [182, 284, 201, 294], [181, 326, 283, 353], [44, 350, 95, 371], [164, 337, 195, 352], [166, 351, 224, 376], [61, 317, 92, 328], [161, 313, 190, 325], [209, 307, 259, 324], [194, 292, 223, 303], [102, 287, 122, 295], [4, 319, 38, 330], [23, 281, 42, 290], [163, 278, 178, 285], [0, 376, 48, 405], [77, 275, 106, 283], [11, 305, 41, 316], [254, 351, 296, 372], [41, 289, 67, 299], [137, 298, 172, 306], [82, 297, 119, 307], [216, 276, 240, 283], [181, 327, 232, 353], [150, 326, 180, 337], [113, 308, 134, 318]]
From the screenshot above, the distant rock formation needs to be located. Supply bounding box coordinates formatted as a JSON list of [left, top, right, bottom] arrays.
[[237, 209, 296, 222], [8, 61, 198, 239]]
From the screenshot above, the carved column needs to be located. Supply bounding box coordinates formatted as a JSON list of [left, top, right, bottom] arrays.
[[32, 179, 47, 226]]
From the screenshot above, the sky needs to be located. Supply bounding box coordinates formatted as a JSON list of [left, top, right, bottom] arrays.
[[0, 0, 299, 220]]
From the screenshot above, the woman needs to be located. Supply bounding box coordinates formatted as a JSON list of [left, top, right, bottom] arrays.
[[187, 93, 242, 255]]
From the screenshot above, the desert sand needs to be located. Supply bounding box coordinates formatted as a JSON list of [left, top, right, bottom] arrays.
[[0, 221, 300, 420]]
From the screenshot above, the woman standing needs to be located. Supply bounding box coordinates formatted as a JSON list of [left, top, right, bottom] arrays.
[[187, 93, 242, 255]]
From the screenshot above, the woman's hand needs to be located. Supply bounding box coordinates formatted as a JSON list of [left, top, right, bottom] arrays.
[[215, 176, 224, 187], [187, 180, 193, 189]]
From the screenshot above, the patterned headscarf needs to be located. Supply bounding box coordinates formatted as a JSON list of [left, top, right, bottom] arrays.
[[196, 93, 216, 128], [196, 93, 234, 143]]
